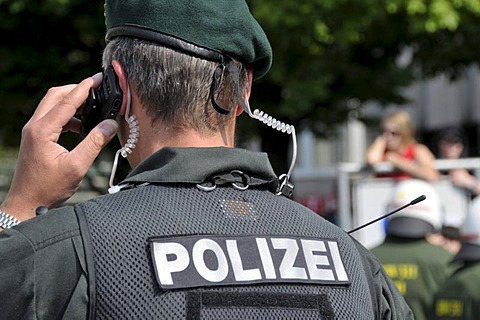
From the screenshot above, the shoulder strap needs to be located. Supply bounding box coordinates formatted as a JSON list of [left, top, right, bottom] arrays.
[[75, 205, 97, 320], [352, 238, 380, 320]]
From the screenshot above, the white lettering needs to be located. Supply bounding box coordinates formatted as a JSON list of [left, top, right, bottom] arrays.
[[301, 239, 334, 281], [328, 241, 349, 281], [256, 238, 277, 279], [150, 235, 350, 289], [271, 238, 307, 279], [152, 242, 189, 285], [192, 239, 229, 282], [226, 240, 262, 281]]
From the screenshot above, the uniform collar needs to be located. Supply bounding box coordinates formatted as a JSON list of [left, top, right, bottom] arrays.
[[453, 242, 480, 262], [122, 147, 278, 185]]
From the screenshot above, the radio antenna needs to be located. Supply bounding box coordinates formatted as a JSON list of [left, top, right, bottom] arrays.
[[348, 195, 426, 234]]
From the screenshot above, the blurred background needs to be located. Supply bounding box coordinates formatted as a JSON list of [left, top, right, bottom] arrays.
[[1, 0, 480, 245]]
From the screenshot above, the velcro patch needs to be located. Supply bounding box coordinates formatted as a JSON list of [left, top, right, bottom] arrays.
[[149, 234, 351, 290]]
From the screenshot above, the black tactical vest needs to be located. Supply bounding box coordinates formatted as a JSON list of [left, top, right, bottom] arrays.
[[77, 184, 376, 319]]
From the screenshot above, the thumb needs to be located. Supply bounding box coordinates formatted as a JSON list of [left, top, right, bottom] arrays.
[[96, 119, 119, 141], [70, 119, 119, 170]]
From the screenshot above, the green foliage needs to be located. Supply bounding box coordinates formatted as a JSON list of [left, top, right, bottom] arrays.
[[388, 0, 480, 32], [0, 0, 105, 147], [247, 0, 480, 139], [0, 0, 479, 174]]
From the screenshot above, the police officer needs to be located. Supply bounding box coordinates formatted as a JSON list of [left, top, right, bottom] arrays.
[[0, 1, 413, 319], [371, 179, 454, 320], [432, 197, 480, 319]]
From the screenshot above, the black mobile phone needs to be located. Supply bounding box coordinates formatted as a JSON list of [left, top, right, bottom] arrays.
[[80, 65, 123, 138]]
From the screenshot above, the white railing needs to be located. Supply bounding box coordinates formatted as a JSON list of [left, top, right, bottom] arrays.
[[337, 158, 480, 248]]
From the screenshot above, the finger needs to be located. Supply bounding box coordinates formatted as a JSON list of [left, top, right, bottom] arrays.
[[68, 119, 119, 173], [30, 84, 77, 122], [40, 73, 103, 132]]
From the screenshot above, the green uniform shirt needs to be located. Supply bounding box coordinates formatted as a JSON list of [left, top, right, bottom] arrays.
[[371, 236, 454, 320], [0, 147, 413, 319], [432, 262, 480, 319], [0, 207, 88, 319]]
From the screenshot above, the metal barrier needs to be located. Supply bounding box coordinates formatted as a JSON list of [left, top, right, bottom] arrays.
[[337, 158, 480, 248], [1, 153, 479, 245]]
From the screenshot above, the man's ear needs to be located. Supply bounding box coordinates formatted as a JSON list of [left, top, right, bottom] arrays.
[[236, 66, 254, 116], [111, 60, 129, 116]]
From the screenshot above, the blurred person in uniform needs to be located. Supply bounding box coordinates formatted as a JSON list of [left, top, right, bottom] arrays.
[[0, 0, 413, 319], [371, 179, 454, 320], [426, 225, 462, 255], [366, 110, 440, 182], [432, 197, 480, 320]]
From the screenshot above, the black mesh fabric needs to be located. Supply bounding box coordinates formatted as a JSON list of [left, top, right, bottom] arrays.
[[78, 185, 375, 319]]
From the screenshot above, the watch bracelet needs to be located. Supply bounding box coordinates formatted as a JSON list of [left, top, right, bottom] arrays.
[[0, 209, 21, 229]]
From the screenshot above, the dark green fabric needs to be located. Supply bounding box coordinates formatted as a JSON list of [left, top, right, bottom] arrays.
[[123, 147, 277, 184], [0, 147, 412, 319], [354, 239, 414, 319], [371, 236, 454, 320], [105, 0, 272, 79], [0, 206, 87, 320], [432, 262, 480, 319], [0, 147, 277, 319]]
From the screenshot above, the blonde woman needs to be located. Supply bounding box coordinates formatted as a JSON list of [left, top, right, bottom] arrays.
[[366, 110, 440, 181]]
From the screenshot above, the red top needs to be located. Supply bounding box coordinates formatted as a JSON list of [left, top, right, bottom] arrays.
[[377, 144, 416, 180]]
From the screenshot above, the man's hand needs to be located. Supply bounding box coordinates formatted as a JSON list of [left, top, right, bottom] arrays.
[[1, 73, 119, 222]]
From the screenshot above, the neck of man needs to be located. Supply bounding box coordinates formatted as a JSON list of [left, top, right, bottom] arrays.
[[122, 93, 238, 168], [126, 118, 237, 169]]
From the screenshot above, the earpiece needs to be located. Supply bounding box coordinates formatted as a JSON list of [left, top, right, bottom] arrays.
[[220, 59, 298, 197], [120, 115, 139, 158], [108, 86, 138, 194], [244, 100, 297, 197]]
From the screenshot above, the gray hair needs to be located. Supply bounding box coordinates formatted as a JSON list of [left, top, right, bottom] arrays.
[[102, 37, 247, 134]]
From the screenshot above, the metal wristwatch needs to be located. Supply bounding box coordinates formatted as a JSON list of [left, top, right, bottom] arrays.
[[0, 208, 20, 229]]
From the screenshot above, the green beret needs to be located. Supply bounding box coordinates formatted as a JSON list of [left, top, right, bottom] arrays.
[[105, 0, 272, 80]]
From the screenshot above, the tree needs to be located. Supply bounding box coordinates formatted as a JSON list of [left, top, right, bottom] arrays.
[[0, 0, 106, 148], [245, 0, 480, 172], [1, 0, 479, 175]]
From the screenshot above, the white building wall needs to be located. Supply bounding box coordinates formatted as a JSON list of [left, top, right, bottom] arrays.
[[292, 65, 480, 229]]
